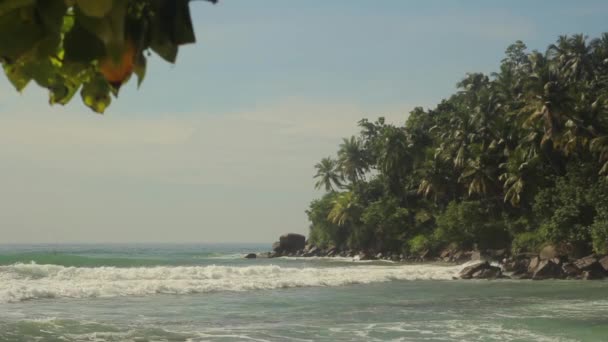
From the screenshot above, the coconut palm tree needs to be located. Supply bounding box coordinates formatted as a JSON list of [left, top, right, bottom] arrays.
[[377, 126, 411, 195], [521, 51, 572, 147], [591, 135, 608, 178], [314, 157, 343, 192], [499, 148, 537, 206], [548, 34, 594, 82], [337, 136, 369, 185], [417, 156, 452, 203], [327, 191, 359, 226], [458, 155, 497, 197]]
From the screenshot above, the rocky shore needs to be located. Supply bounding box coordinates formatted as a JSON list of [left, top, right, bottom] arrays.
[[246, 233, 608, 281]]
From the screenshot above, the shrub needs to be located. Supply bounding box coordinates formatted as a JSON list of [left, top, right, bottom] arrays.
[[591, 219, 608, 254], [408, 234, 431, 255], [511, 231, 543, 254], [434, 200, 509, 250]]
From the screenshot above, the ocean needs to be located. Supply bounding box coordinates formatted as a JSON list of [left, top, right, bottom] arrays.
[[0, 244, 607, 341]]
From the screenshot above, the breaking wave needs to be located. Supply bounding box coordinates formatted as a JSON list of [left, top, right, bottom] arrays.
[[0, 262, 462, 303]]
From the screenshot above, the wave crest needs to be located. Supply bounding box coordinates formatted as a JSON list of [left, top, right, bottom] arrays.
[[0, 262, 461, 303]]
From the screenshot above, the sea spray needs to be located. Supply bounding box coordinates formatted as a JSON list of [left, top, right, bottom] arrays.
[[0, 262, 463, 303]]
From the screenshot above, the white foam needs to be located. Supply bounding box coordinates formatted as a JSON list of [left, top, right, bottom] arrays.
[[0, 262, 461, 303]]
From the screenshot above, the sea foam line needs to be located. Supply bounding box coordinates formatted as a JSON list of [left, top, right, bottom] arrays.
[[0, 262, 462, 303]]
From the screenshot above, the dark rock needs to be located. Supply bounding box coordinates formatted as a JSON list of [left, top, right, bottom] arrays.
[[454, 251, 474, 263], [532, 260, 563, 280], [574, 255, 598, 270], [599, 255, 608, 272], [244, 253, 257, 259], [459, 261, 491, 279], [273, 233, 306, 254], [561, 263, 581, 277], [376, 252, 383, 259], [471, 266, 502, 279], [326, 248, 336, 257], [503, 258, 529, 275], [574, 255, 605, 274]]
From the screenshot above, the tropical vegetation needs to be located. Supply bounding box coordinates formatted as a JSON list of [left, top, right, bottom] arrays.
[[308, 33, 608, 258]]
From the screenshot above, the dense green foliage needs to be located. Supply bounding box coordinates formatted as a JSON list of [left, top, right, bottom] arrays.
[[0, 0, 216, 113], [308, 34, 608, 257]]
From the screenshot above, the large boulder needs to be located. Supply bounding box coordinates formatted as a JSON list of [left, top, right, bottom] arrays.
[[574, 255, 597, 269], [561, 262, 582, 278], [272, 233, 306, 254], [532, 259, 563, 280], [503, 258, 529, 275], [471, 266, 502, 279], [599, 255, 608, 273], [244, 253, 257, 259], [574, 255, 605, 274], [528, 256, 541, 273], [459, 261, 501, 279]]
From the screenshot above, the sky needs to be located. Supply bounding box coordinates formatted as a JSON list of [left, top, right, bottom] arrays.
[[1, 0, 607, 243]]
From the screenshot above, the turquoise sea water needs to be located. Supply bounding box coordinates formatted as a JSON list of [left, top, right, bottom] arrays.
[[0, 244, 607, 341]]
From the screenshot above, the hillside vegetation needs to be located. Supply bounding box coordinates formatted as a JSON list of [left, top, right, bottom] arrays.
[[308, 33, 608, 258]]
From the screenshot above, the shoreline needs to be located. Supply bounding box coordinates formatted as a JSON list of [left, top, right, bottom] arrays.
[[247, 233, 608, 281]]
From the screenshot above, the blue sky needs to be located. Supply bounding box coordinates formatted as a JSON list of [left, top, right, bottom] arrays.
[[1, 1, 607, 243]]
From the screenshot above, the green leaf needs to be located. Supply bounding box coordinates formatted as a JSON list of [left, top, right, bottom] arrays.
[[2, 62, 31, 91], [80, 75, 111, 113], [148, 0, 179, 63], [63, 19, 106, 63], [133, 52, 146, 88], [36, 0, 67, 33], [170, 0, 196, 45], [0, 6, 45, 61]]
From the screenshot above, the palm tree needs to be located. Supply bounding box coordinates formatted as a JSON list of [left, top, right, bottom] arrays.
[[548, 34, 594, 82], [499, 148, 536, 206], [591, 135, 608, 178], [458, 155, 497, 197], [377, 126, 411, 195], [327, 191, 359, 226], [314, 157, 343, 192], [521, 51, 572, 147], [337, 136, 369, 185], [417, 156, 451, 203]]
